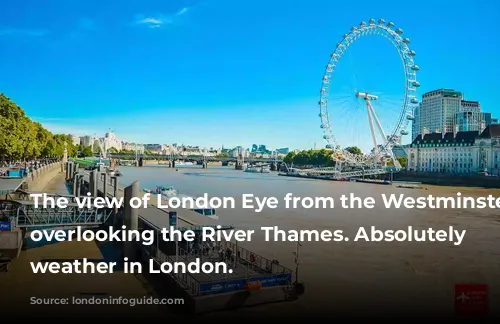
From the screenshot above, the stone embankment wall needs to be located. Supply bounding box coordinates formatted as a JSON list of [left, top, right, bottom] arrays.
[[24, 162, 63, 191], [395, 171, 500, 188]]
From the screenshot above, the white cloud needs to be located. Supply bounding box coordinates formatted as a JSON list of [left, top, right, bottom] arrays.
[[176, 8, 188, 16], [135, 17, 171, 28], [134, 6, 193, 29]]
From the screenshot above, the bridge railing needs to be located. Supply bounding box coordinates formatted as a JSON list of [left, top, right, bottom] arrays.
[[25, 161, 61, 183]]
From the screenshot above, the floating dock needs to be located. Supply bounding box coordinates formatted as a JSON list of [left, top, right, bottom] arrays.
[[63, 161, 300, 313]]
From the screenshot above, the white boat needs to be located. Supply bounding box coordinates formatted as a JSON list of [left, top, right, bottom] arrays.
[[244, 165, 270, 173], [175, 161, 194, 166], [107, 168, 122, 176], [163, 193, 218, 220], [143, 185, 178, 198]]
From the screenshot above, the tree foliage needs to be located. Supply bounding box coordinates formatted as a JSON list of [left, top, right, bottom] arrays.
[[345, 146, 362, 155], [387, 156, 407, 168], [0, 93, 77, 159], [81, 146, 94, 157], [283, 149, 334, 166]]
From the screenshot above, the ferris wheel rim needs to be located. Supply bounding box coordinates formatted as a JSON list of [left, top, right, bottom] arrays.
[[319, 19, 419, 166]]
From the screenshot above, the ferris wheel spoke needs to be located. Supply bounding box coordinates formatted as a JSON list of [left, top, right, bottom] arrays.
[[348, 50, 360, 93], [368, 102, 389, 145]]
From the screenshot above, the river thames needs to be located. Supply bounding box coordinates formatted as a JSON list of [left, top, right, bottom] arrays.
[[118, 165, 500, 316]]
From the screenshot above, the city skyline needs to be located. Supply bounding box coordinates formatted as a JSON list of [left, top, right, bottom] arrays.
[[1, 0, 498, 150], [74, 131, 291, 155]]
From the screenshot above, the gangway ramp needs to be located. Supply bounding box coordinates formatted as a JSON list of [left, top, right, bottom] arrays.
[[83, 171, 222, 230], [2, 200, 114, 228], [0, 178, 25, 195]]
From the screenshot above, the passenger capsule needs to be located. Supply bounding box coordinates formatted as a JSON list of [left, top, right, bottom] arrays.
[[400, 130, 409, 136], [360, 21, 366, 27], [330, 53, 338, 59], [318, 113, 322, 117], [319, 101, 324, 105], [406, 114, 416, 121], [351, 27, 358, 32], [323, 135, 328, 139], [387, 22, 394, 28], [403, 38, 410, 44], [369, 19, 375, 25], [410, 98, 419, 104], [408, 50, 416, 56], [343, 33, 349, 38], [411, 65, 419, 71], [395, 28, 403, 34], [412, 81, 420, 87], [378, 19, 385, 25], [320, 125, 324, 129]]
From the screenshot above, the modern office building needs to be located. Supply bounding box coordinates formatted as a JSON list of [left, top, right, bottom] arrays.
[[412, 89, 496, 140], [276, 147, 290, 155], [412, 89, 463, 140]]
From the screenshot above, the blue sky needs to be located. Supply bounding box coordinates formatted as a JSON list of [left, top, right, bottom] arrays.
[[0, 0, 498, 151]]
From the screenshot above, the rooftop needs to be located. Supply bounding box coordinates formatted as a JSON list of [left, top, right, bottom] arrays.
[[479, 124, 500, 138], [422, 88, 463, 98], [412, 131, 479, 146]]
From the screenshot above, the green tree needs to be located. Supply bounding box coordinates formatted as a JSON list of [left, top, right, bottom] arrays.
[[285, 149, 334, 167], [82, 146, 93, 157], [0, 93, 77, 160], [283, 151, 296, 164], [397, 156, 407, 168], [92, 140, 101, 153], [345, 146, 362, 155]]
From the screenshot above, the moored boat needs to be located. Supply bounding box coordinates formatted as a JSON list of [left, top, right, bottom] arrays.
[[161, 193, 218, 220], [144, 185, 178, 198], [244, 165, 270, 173]]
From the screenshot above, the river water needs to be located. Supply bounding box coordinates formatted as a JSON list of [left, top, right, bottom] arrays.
[[118, 165, 500, 316]]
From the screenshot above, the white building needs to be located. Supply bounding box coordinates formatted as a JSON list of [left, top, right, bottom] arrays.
[[102, 131, 122, 151], [79, 135, 96, 147], [412, 89, 463, 140], [69, 134, 80, 146], [406, 124, 500, 174], [121, 142, 145, 154], [144, 144, 167, 154], [228, 146, 248, 158]]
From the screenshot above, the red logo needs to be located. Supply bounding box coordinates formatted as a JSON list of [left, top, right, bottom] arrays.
[[455, 284, 488, 316]]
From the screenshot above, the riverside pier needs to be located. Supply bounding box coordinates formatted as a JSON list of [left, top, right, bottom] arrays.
[[1, 160, 300, 313]]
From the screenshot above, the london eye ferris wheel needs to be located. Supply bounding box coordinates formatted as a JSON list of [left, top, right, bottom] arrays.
[[319, 18, 420, 170]]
